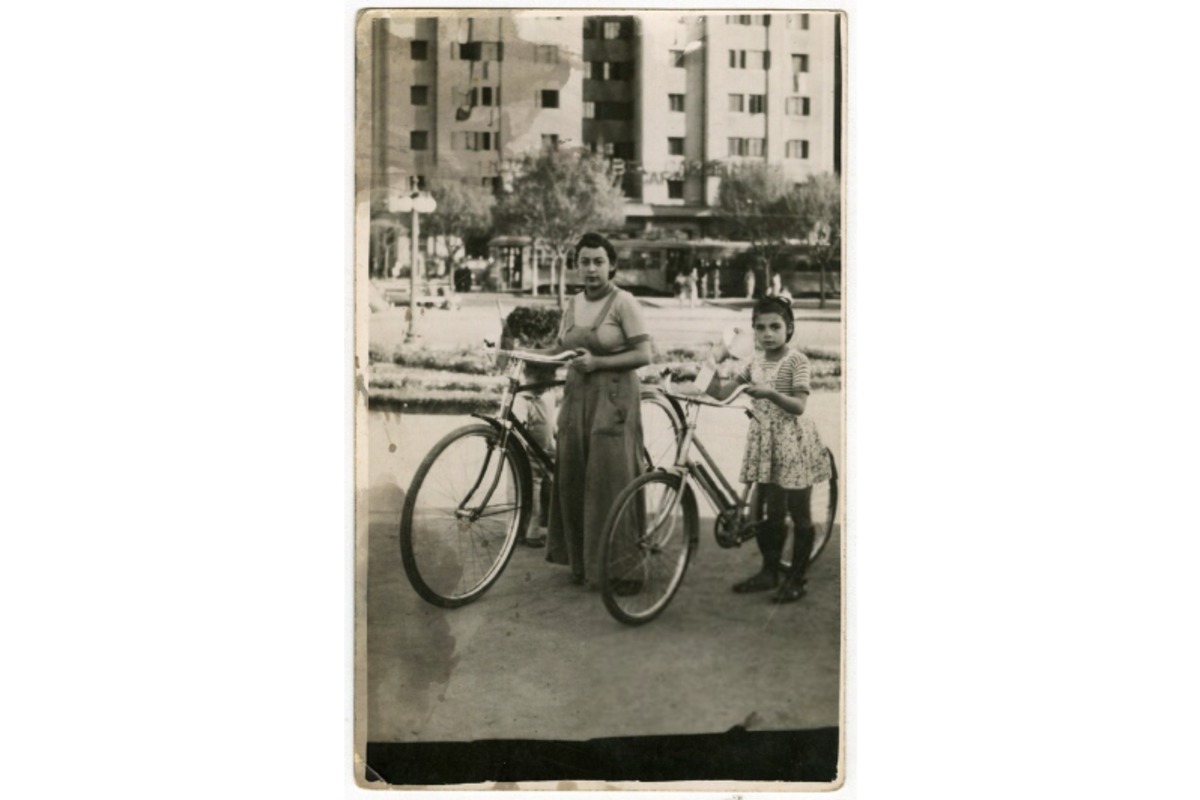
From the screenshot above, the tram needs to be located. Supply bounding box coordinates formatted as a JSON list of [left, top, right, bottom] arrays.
[[486, 236, 840, 298]]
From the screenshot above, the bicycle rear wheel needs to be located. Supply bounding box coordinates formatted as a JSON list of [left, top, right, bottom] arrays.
[[400, 424, 531, 608], [750, 448, 839, 570], [599, 472, 698, 626], [806, 448, 839, 564], [639, 389, 683, 470]]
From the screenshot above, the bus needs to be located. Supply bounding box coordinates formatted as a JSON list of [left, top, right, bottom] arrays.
[[486, 236, 841, 299]]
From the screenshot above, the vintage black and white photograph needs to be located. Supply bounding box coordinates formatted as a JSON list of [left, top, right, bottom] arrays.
[[353, 9, 847, 788]]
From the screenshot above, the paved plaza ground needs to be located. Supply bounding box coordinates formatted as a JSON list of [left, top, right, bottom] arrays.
[[358, 283, 845, 765]]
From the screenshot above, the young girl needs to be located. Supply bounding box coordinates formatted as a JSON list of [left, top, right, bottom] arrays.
[[701, 296, 832, 603]]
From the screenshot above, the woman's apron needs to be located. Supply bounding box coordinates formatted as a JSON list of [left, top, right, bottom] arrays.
[[546, 290, 644, 586]]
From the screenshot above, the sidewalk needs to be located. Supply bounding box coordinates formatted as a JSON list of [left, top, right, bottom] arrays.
[[369, 288, 842, 355]]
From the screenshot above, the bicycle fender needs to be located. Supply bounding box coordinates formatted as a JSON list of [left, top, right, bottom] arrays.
[[469, 414, 505, 435]]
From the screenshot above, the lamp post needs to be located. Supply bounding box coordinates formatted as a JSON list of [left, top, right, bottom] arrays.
[[388, 190, 438, 343]]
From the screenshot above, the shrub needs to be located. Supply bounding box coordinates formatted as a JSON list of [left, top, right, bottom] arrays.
[[503, 306, 562, 346], [501, 305, 563, 381]]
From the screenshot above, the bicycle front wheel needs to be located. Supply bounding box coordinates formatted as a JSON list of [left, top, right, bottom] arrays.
[[599, 472, 698, 626], [639, 389, 683, 470], [400, 424, 532, 608]]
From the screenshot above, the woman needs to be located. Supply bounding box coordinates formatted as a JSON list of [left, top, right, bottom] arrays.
[[546, 232, 653, 587]]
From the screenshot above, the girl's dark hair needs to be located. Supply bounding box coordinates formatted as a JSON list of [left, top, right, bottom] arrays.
[[752, 294, 795, 341], [574, 231, 619, 278]]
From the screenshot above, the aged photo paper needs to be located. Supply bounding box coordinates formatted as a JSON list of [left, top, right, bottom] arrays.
[[353, 8, 848, 789]]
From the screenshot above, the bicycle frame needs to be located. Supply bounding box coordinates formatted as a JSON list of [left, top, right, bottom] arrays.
[[458, 357, 561, 521], [654, 389, 757, 530]]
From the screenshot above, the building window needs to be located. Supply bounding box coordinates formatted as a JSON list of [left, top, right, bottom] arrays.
[[410, 41, 428, 60], [613, 141, 635, 159], [729, 94, 744, 112], [410, 86, 429, 105], [786, 139, 810, 159], [668, 137, 685, 156], [583, 19, 596, 39], [667, 180, 684, 199], [536, 89, 559, 108], [596, 19, 630, 40], [457, 41, 503, 61], [728, 138, 765, 157], [749, 94, 766, 114], [786, 96, 811, 115], [535, 44, 559, 63], [452, 132, 496, 151], [542, 134, 559, 151], [410, 131, 429, 151], [583, 101, 595, 119], [726, 14, 770, 26], [670, 49, 685, 67], [801, 13, 810, 29], [470, 86, 496, 107], [792, 53, 810, 73], [669, 94, 685, 112], [730, 50, 770, 69], [787, 13, 811, 29], [594, 102, 633, 120], [590, 61, 633, 81]]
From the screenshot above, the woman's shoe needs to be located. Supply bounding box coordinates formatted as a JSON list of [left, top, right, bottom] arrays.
[[772, 578, 807, 604], [732, 569, 780, 594]]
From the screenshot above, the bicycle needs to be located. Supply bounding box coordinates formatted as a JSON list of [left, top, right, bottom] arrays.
[[399, 347, 686, 608], [598, 382, 839, 625]]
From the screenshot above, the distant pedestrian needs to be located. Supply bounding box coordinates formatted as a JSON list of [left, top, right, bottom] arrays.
[[767, 272, 793, 304]]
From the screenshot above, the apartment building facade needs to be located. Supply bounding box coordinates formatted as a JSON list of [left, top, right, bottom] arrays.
[[363, 11, 839, 248]]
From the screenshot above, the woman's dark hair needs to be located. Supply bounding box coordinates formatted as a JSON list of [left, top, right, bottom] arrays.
[[574, 232, 619, 278], [752, 294, 795, 341]]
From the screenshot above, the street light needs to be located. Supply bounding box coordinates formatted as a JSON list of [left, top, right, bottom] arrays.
[[388, 190, 438, 342]]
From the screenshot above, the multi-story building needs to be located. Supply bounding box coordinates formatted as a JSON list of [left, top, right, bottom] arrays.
[[361, 11, 840, 273]]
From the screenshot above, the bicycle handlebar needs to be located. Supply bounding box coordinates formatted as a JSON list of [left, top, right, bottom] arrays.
[[659, 382, 750, 408], [486, 346, 581, 366]]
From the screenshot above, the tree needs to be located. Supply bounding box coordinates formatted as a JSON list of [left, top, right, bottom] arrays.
[[493, 148, 626, 306], [422, 180, 495, 275], [715, 162, 806, 290], [786, 173, 841, 309]]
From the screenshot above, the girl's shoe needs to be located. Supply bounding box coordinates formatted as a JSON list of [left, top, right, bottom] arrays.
[[732, 569, 780, 593], [772, 578, 807, 604]]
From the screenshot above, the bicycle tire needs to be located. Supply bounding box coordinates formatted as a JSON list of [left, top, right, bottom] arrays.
[[400, 424, 532, 608], [749, 447, 839, 569], [639, 388, 684, 470], [599, 471, 699, 626]]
